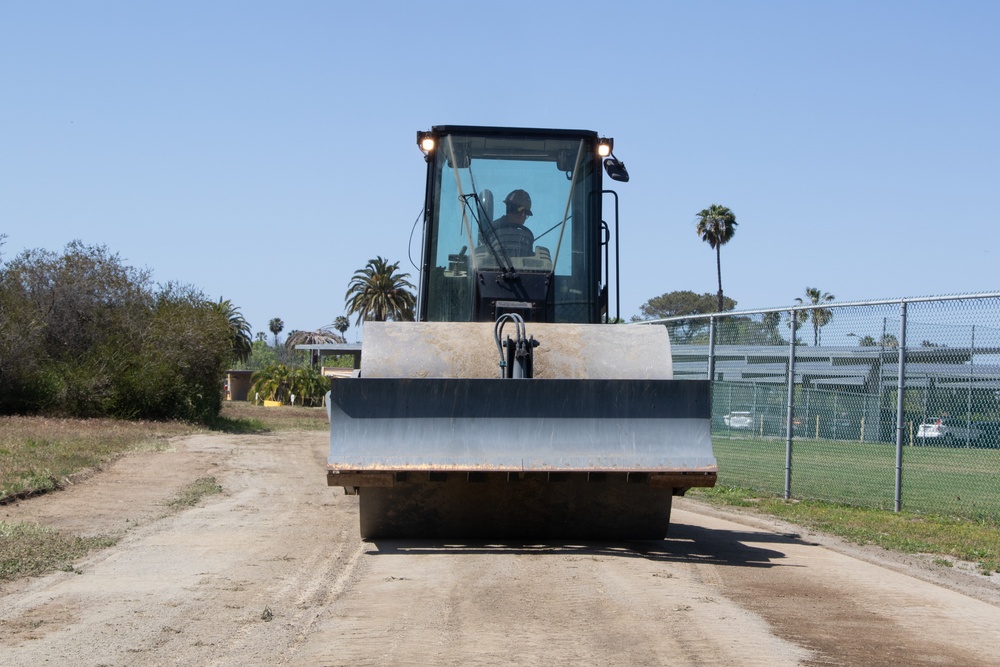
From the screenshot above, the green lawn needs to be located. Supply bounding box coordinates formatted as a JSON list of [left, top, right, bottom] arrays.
[[712, 434, 1000, 522]]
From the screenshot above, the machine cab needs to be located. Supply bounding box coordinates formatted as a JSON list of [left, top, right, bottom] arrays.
[[416, 126, 626, 324]]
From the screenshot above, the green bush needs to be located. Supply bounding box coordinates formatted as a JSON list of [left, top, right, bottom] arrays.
[[0, 241, 238, 422], [249, 363, 330, 407]]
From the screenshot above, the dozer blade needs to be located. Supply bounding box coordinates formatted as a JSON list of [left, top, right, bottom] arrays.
[[328, 377, 713, 471], [327, 377, 716, 539]]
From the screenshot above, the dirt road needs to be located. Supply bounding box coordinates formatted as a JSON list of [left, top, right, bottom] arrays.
[[2, 431, 999, 666]]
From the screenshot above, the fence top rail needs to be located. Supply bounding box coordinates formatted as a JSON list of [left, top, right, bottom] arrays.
[[638, 291, 1000, 325]]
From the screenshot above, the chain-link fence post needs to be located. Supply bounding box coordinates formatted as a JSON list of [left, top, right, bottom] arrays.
[[894, 300, 908, 512], [708, 315, 717, 382], [785, 309, 797, 500]]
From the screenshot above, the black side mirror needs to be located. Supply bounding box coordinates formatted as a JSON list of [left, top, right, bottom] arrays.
[[604, 157, 630, 183]]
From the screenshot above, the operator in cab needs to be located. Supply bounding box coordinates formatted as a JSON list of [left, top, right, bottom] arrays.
[[491, 189, 535, 257]]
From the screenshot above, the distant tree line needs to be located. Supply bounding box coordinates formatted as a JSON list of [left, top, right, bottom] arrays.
[[633, 287, 844, 348], [0, 235, 427, 417], [0, 239, 249, 421]]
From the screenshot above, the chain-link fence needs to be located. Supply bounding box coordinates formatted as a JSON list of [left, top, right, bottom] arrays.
[[647, 293, 1000, 521]]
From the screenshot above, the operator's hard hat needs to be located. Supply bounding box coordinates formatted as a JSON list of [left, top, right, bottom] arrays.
[[504, 189, 533, 216]]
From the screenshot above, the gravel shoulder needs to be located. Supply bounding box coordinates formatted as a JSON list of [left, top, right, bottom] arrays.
[[1, 431, 998, 666]]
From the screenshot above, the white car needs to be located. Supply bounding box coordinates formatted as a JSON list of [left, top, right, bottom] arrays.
[[723, 411, 754, 429], [917, 419, 982, 445]]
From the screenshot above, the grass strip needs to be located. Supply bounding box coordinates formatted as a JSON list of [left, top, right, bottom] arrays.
[[217, 402, 330, 431], [0, 404, 327, 501], [690, 485, 1000, 574], [0, 521, 117, 582], [0, 416, 199, 501], [167, 477, 223, 508], [202, 415, 268, 434]]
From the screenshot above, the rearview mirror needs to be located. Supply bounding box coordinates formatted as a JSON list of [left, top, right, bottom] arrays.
[[603, 157, 630, 183]]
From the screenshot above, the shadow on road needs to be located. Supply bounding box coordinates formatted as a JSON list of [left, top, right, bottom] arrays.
[[367, 521, 814, 569]]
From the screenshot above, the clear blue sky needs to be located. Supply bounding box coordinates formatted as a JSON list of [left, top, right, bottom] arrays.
[[2, 1, 998, 341]]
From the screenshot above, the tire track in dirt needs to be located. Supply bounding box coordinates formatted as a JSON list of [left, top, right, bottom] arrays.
[[296, 541, 809, 666], [0, 431, 368, 666]]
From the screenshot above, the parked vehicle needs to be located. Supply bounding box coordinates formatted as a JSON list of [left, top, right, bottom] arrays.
[[723, 411, 755, 429], [917, 419, 983, 445]]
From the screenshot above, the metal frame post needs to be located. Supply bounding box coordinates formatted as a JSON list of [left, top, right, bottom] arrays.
[[708, 316, 717, 381], [894, 301, 908, 512], [785, 310, 797, 500], [598, 190, 621, 323], [967, 324, 975, 448]]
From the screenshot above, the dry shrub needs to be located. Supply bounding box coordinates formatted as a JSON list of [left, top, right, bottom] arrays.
[[0, 416, 197, 501]]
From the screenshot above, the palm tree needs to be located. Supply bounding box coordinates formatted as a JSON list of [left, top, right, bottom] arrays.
[[284, 327, 345, 349], [284, 327, 346, 367], [795, 287, 835, 346], [255, 331, 267, 342], [268, 317, 284, 347], [210, 298, 253, 364], [695, 205, 738, 312], [345, 256, 416, 326], [333, 315, 350, 337], [288, 365, 330, 407], [250, 363, 292, 403]]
